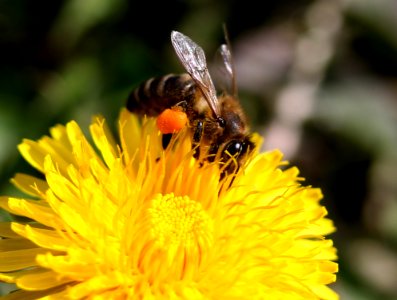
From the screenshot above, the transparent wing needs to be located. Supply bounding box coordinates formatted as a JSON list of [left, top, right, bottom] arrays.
[[219, 44, 234, 79], [214, 43, 237, 97], [171, 31, 220, 117]]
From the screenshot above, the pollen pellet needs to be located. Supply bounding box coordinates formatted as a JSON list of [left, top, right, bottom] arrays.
[[157, 108, 188, 134]]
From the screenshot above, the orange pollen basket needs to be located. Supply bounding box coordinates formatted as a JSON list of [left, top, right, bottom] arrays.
[[156, 108, 188, 134]]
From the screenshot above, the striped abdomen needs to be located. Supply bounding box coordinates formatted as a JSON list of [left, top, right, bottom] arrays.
[[126, 73, 196, 116]]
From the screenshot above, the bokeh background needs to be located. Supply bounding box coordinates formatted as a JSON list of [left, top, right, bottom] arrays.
[[1, 0, 397, 298]]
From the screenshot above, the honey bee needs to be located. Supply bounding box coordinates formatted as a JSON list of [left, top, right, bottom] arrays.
[[127, 30, 254, 175]]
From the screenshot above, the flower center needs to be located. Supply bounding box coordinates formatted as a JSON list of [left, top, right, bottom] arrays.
[[149, 193, 213, 251]]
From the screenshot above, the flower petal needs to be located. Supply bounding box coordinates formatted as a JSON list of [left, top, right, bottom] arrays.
[[0, 248, 48, 272], [11, 223, 70, 252], [90, 115, 119, 168], [11, 174, 48, 198], [16, 268, 73, 291]]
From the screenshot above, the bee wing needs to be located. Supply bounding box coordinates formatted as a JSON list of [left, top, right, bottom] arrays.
[[171, 31, 220, 118], [214, 43, 237, 97]]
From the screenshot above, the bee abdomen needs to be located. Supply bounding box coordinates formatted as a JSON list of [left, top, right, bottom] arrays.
[[126, 73, 196, 116]]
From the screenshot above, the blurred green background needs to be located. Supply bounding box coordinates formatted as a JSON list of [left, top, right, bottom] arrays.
[[1, 0, 397, 299]]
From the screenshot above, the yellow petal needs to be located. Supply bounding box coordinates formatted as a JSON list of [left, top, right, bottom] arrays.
[[119, 108, 141, 166], [11, 173, 49, 198], [67, 272, 130, 299], [6, 198, 59, 227], [90, 115, 118, 168], [17, 140, 47, 173], [0, 222, 21, 238], [0, 238, 37, 252], [49, 124, 71, 149], [11, 223, 70, 252], [16, 268, 73, 291], [0, 248, 48, 272], [0, 286, 68, 300], [310, 284, 339, 300]]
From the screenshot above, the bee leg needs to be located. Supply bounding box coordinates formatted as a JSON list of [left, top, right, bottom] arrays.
[[162, 133, 173, 149]]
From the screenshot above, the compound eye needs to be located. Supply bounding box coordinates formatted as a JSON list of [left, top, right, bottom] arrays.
[[224, 141, 244, 157]]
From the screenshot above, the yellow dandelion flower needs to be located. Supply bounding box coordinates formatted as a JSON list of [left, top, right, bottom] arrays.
[[0, 108, 338, 299]]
